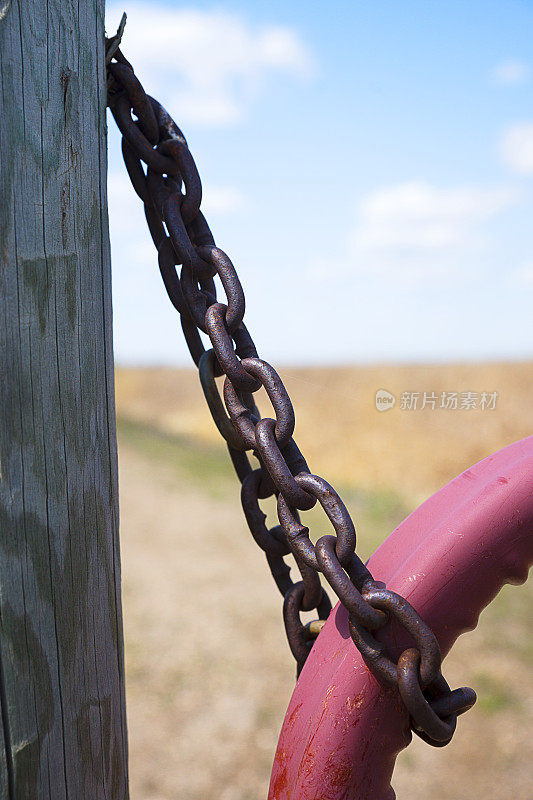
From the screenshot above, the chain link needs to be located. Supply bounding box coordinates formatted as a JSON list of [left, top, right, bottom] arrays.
[[106, 31, 476, 746]]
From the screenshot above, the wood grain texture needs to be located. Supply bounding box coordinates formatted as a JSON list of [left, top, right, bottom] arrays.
[[0, 1, 129, 797]]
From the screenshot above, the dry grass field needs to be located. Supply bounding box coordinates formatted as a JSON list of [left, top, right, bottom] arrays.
[[115, 361, 533, 800]]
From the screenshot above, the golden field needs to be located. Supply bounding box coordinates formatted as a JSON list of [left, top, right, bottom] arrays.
[[115, 361, 533, 800], [116, 361, 533, 503]]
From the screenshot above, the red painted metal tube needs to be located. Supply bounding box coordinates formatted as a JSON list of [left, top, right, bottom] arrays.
[[269, 435, 533, 800]]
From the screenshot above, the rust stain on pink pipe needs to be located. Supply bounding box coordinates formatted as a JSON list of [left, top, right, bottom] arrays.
[[269, 436, 533, 800]]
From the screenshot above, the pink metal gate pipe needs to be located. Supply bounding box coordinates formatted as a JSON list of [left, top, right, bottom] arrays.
[[269, 435, 533, 800]]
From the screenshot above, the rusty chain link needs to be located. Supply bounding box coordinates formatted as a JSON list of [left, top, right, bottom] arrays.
[[106, 26, 476, 747]]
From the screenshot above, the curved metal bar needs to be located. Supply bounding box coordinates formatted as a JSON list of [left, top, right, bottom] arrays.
[[269, 435, 533, 800]]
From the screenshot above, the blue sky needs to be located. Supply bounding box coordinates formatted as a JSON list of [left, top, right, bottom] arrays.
[[106, 0, 533, 365]]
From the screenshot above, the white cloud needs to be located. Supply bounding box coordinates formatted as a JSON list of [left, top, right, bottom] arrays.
[[309, 181, 516, 283], [352, 182, 514, 251], [493, 60, 529, 86], [202, 186, 246, 216], [510, 262, 533, 286], [500, 123, 533, 174], [106, 4, 315, 126]]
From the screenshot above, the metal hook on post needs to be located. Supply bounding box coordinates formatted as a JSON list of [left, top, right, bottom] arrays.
[[105, 12, 127, 65]]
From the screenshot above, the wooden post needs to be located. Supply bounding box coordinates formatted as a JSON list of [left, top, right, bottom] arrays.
[[0, 1, 128, 797]]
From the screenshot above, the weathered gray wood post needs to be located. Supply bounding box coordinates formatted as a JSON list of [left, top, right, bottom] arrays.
[[0, 1, 129, 797]]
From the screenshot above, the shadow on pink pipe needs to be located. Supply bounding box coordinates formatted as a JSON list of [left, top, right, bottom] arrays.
[[269, 435, 533, 800]]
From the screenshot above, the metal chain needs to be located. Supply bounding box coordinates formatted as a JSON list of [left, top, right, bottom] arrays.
[[105, 29, 476, 747]]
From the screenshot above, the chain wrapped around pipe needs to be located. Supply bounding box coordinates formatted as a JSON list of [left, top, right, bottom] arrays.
[[105, 28, 476, 746]]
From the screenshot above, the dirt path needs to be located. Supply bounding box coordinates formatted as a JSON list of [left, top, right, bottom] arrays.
[[119, 439, 293, 799]]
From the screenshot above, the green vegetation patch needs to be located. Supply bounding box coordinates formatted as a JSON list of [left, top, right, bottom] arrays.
[[474, 671, 518, 714], [117, 416, 234, 496]]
